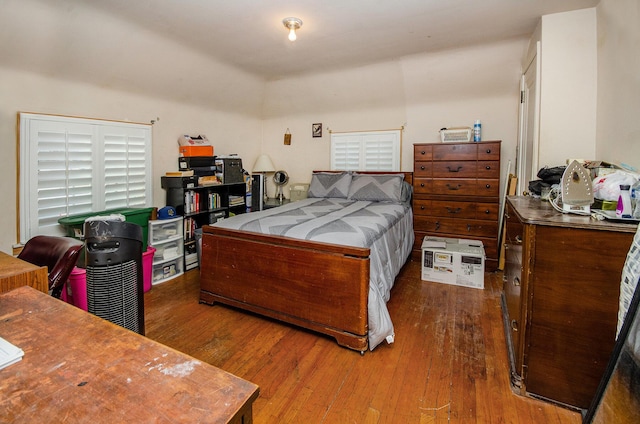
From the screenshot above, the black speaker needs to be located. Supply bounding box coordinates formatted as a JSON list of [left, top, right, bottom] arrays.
[[84, 219, 145, 335], [251, 174, 264, 211]]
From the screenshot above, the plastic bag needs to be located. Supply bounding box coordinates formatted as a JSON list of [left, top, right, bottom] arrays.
[[592, 171, 639, 201]]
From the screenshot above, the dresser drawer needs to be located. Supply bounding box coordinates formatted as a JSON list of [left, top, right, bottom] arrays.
[[433, 143, 477, 161], [414, 200, 498, 220], [477, 161, 500, 178], [413, 232, 497, 259], [432, 161, 478, 178], [430, 179, 500, 197], [413, 216, 498, 238], [413, 144, 433, 161], [413, 161, 432, 177], [413, 178, 432, 194], [477, 142, 500, 160]]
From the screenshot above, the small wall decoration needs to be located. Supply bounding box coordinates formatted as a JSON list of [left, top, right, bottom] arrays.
[[284, 128, 291, 145], [312, 123, 322, 138]]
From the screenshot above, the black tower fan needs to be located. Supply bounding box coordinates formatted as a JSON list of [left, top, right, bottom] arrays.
[[84, 219, 145, 335]]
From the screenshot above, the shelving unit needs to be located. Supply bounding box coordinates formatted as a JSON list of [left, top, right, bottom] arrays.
[[161, 176, 247, 270], [148, 216, 184, 284]]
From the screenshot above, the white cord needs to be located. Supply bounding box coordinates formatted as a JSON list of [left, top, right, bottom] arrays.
[[547, 186, 591, 216]]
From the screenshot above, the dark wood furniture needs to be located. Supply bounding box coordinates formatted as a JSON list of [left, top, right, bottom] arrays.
[[0, 251, 48, 294], [0, 286, 259, 423], [199, 172, 412, 353], [502, 196, 636, 410], [412, 141, 501, 271]]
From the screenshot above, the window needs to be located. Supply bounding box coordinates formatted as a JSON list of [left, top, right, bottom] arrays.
[[330, 130, 401, 171], [19, 113, 152, 243]]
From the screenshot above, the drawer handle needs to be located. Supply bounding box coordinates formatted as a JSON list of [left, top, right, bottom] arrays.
[[420, 165, 426, 170], [447, 166, 463, 172], [514, 276, 521, 286], [446, 207, 461, 214], [467, 224, 471, 232], [420, 205, 425, 210], [485, 165, 491, 170], [486, 149, 492, 154], [484, 209, 490, 214], [503, 275, 508, 282], [505, 212, 510, 219], [420, 183, 425, 188], [511, 319, 518, 332], [435, 221, 440, 231], [420, 150, 426, 155], [485, 184, 491, 189], [514, 235, 522, 244], [504, 243, 509, 250], [446, 184, 462, 190]]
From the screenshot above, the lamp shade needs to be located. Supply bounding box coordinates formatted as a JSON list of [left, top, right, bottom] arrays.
[[253, 154, 276, 173]]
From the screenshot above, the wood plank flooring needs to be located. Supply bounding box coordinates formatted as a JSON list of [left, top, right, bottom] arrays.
[[143, 260, 582, 423]]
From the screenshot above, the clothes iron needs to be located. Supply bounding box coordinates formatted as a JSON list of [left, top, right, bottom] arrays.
[[560, 160, 594, 214]]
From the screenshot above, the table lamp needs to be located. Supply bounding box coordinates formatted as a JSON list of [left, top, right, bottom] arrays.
[[252, 154, 276, 201]]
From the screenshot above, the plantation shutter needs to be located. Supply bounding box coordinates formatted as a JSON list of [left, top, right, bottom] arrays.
[[330, 130, 400, 171], [19, 113, 152, 243]]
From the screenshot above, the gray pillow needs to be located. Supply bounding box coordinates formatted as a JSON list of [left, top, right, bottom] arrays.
[[347, 174, 404, 202], [307, 172, 352, 198]]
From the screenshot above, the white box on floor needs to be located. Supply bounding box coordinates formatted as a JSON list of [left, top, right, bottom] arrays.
[[421, 237, 485, 289]]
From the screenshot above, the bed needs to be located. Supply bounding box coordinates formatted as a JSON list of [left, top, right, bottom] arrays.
[[199, 171, 414, 352]]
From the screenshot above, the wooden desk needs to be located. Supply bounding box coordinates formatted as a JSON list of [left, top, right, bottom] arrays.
[[0, 286, 259, 423], [0, 251, 48, 294]]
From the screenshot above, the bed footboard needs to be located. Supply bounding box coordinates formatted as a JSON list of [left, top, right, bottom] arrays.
[[199, 226, 370, 352]]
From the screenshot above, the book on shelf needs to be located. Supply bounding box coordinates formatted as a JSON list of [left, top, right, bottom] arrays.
[[165, 170, 194, 177]]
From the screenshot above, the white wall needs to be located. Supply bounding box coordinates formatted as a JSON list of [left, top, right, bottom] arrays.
[[0, 67, 263, 253], [596, 0, 640, 171], [261, 39, 525, 196], [536, 8, 598, 168]]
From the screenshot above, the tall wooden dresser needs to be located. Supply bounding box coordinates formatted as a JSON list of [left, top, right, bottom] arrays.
[[412, 141, 501, 271]]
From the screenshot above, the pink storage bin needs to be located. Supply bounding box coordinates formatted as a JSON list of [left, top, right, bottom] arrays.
[[143, 246, 156, 293], [61, 267, 88, 311]]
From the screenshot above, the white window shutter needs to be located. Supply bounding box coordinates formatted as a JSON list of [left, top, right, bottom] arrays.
[[20, 114, 152, 243], [331, 130, 400, 172]]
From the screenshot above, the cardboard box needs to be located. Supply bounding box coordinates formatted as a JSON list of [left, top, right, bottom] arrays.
[[179, 145, 214, 157], [421, 237, 485, 289]]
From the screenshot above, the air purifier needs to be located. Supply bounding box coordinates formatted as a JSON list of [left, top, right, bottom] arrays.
[[84, 218, 145, 335]]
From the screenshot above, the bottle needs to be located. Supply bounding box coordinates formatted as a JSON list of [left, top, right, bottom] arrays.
[[616, 184, 632, 218], [473, 120, 481, 142], [632, 180, 640, 219]]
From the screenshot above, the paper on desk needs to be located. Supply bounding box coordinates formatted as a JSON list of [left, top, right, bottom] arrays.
[[0, 336, 24, 370]]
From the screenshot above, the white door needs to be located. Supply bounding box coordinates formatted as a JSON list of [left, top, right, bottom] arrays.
[[517, 41, 541, 195]]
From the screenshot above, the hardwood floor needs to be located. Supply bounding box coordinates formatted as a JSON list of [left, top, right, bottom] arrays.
[[143, 260, 582, 423]]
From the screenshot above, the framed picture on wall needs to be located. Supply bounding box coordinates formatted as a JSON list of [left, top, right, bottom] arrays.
[[312, 123, 322, 138]]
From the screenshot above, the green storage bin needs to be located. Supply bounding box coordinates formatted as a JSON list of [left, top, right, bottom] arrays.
[[58, 207, 155, 251]]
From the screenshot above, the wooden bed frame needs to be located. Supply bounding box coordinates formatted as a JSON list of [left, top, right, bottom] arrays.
[[199, 172, 412, 353]]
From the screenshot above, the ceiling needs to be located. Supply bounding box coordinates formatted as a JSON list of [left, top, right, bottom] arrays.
[[76, 0, 598, 80]]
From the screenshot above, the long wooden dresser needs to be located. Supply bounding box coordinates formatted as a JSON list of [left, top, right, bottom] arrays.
[[412, 141, 501, 271], [503, 196, 636, 410]]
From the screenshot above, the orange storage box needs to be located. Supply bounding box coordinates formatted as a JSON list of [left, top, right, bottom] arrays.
[[179, 145, 214, 157]]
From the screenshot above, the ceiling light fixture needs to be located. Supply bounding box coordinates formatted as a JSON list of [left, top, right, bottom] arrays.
[[283, 17, 302, 41]]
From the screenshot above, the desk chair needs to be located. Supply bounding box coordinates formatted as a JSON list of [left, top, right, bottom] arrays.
[[18, 235, 84, 298]]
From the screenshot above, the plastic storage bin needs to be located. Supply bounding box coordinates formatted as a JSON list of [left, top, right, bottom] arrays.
[[58, 207, 155, 251], [61, 267, 88, 311], [142, 246, 156, 293]]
